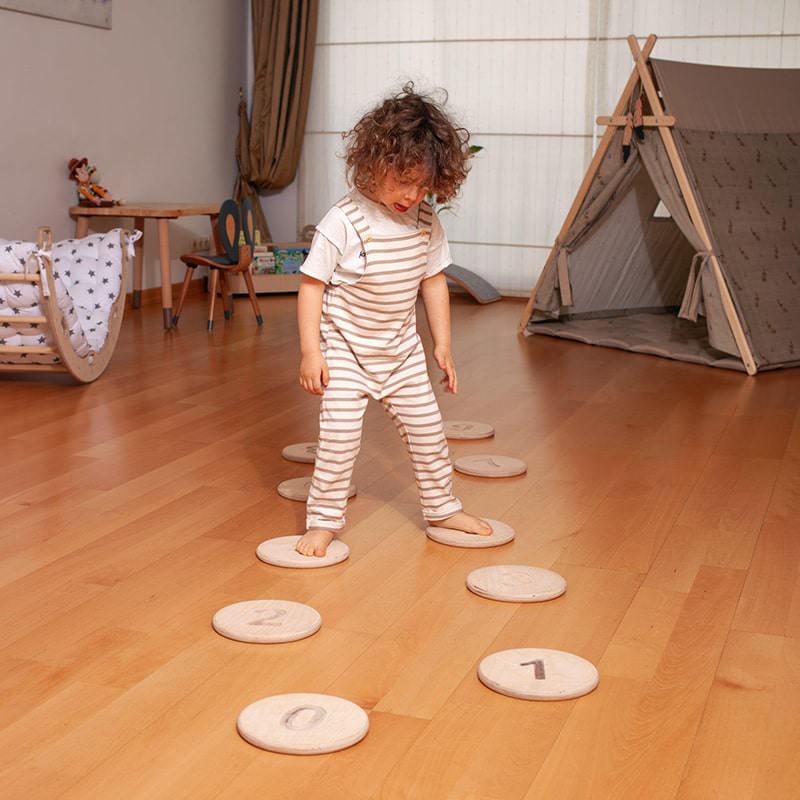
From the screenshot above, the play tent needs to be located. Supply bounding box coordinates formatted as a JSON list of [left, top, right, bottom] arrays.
[[519, 35, 800, 375]]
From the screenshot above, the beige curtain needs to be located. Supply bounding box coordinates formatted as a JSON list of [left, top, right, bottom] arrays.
[[235, 0, 319, 242]]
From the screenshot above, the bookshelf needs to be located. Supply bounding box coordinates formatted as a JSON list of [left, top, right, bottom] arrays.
[[228, 241, 308, 295]]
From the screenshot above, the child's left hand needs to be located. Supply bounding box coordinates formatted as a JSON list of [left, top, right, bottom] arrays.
[[434, 345, 458, 393]]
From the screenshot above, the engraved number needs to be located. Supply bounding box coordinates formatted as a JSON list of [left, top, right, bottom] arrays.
[[501, 570, 534, 587], [281, 705, 327, 731], [248, 608, 288, 627], [520, 659, 546, 680]]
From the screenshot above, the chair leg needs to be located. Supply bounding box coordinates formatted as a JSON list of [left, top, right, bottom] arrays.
[[242, 269, 264, 325], [207, 268, 219, 331], [220, 272, 232, 321], [173, 267, 195, 326]]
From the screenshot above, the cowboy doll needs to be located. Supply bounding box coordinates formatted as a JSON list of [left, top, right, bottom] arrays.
[[68, 157, 115, 206]]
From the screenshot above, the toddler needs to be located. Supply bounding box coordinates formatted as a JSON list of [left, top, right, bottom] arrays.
[[296, 84, 491, 557]]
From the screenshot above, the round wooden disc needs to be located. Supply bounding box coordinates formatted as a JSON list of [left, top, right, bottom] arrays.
[[466, 566, 566, 602], [237, 693, 369, 755], [212, 600, 321, 644], [478, 648, 599, 701], [277, 477, 356, 502], [425, 518, 515, 549], [444, 420, 495, 440], [281, 442, 318, 464], [256, 535, 349, 569], [454, 455, 527, 478]]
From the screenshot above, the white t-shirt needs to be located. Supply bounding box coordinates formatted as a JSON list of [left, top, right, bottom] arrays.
[[300, 191, 452, 286]]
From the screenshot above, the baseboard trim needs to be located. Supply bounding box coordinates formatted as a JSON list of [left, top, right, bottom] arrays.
[[125, 277, 205, 310]]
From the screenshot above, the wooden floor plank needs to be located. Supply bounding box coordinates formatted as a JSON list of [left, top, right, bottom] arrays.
[[1, 293, 797, 798], [578, 567, 746, 799], [677, 630, 786, 800]]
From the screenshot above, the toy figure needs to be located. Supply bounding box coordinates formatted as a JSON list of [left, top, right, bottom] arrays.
[[68, 157, 116, 206]]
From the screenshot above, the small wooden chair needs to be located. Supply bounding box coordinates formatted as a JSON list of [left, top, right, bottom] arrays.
[[174, 198, 263, 331]]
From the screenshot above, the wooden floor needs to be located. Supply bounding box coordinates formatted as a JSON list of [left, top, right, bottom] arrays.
[[1, 291, 799, 800]]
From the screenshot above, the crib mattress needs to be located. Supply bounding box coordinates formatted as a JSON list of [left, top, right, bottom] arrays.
[[0, 229, 135, 366]]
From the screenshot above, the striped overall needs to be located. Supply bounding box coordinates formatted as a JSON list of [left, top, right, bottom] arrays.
[[306, 194, 462, 531]]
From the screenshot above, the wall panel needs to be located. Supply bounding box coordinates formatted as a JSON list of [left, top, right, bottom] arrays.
[[295, 1, 800, 295]]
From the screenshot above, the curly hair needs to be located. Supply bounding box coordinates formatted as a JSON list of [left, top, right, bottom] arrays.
[[343, 83, 472, 204]]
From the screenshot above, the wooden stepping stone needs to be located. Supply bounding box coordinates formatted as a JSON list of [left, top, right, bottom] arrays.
[[478, 648, 599, 701], [237, 693, 369, 755], [426, 518, 514, 549], [277, 477, 356, 502], [444, 420, 495, 440], [256, 535, 349, 569], [212, 600, 321, 643], [281, 442, 317, 464], [454, 454, 527, 478], [466, 565, 566, 602]]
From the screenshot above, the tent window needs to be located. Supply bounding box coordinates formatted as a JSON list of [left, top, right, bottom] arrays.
[[653, 200, 671, 219]]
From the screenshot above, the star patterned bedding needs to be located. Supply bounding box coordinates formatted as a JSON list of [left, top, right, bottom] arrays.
[[0, 228, 139, 365]]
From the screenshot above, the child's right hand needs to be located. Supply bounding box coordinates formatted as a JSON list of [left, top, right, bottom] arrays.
[[299, 351, 329, 395]]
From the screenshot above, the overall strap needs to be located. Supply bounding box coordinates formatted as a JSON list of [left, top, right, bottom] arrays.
[[417, 200, 433, 232], [336, 194, 371, 248]]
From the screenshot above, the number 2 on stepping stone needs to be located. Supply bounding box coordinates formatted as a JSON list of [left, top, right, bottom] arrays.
[[520, 659, 546, 679], [248, 609, 288, 627], [281, 705, 327, 731]]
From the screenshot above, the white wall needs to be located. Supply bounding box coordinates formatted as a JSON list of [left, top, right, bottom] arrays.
[[0, 0, 246, 291], [292, 0, 800, 296]]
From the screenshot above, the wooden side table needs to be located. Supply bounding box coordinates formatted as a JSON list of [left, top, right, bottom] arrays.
[[69, 202, 220, 329]]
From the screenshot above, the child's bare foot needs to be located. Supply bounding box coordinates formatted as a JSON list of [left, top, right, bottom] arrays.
[[296, 528, 336, 557], [430, 511, 492, 536]]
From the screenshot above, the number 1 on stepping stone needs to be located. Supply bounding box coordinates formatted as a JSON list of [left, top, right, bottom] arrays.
[[520, 659, 546, 679], [478, 648, 598, 700]]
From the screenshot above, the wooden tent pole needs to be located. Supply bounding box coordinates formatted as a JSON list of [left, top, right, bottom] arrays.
[[627, 36, 758, 375], [517, 34, 658, 333]]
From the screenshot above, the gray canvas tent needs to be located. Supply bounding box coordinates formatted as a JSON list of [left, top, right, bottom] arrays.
[[519, 35, 800, 375]]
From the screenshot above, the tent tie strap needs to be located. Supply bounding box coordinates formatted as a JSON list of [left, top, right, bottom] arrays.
[[554, 244, 574, 307], [678, 251, 714, 322], [622, 97, 645, 162]]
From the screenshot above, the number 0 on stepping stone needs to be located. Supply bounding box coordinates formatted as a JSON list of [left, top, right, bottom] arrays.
[[237, 693, 369, 755]]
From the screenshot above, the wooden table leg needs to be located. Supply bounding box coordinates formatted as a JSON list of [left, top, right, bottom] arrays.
[[132, 216, 145, 309], [75, 216, 90, 238], [157, 218, 173, 330]]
